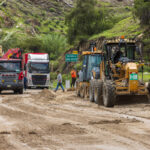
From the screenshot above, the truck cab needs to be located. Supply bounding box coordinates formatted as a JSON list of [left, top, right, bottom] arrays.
[[0, 59, 23, 94], [24, 53, 50, 88]]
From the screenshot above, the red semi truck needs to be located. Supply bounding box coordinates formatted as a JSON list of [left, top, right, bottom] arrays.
[[0, 48, 24, 94], [23, 53, 50, 88]]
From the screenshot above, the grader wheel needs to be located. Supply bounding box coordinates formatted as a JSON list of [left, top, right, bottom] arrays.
[[89, 80, 95, 102], [76, 80, 80, 97], [94, 81, 103, 105], [80, 84, 85, 98], [84, 86, 89, 99], [103, 81, 116, 107]]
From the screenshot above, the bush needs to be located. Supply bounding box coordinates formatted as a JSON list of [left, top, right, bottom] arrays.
[[50, 72, 57, 81], [49, 8, 56, 12], [134, 0, 150, 25], [50, 60, 59, 71], [0, 31, 18, 51], [39, 34, 68, 60], [0, 31, 29, 52], [144, 66, 150, 72], [65, 0, 112, 44], [74, 62, 82, 71], [62, 74, 71, 84]]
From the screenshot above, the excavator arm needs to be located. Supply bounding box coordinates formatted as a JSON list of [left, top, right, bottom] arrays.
[[2, 48, 23, 59]]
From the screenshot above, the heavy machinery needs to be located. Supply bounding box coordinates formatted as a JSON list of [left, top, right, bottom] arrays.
[[0, 48, 24, 94], [76, 43, 104, 101], [93, 37, 150, 107]]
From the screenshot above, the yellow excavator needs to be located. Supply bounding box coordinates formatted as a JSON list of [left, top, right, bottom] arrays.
[[93, 36, 150, 107]]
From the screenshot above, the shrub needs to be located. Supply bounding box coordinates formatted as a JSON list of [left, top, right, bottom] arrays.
[[134, 0, 150, 25], [74, 62, 82, 71], [50, 60, 59, 71], [65, 0, 112, 44], [19, 36, 42, 52], [62, 74, 71, 84], [39, 34, 68, 60], [49, 8, 56, 12], [50, 72, 57, 81]]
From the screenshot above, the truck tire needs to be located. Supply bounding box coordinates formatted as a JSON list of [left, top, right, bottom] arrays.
[[14, 90, 18, 94], [19, 88, 23, 94], [147, 82, 150, 93], [94, 81, 103, 105], [89, 80, 94, 102], [103, 81, 116, 107]]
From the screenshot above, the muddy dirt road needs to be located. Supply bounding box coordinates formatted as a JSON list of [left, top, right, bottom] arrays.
[[0, 89, 150, 150]]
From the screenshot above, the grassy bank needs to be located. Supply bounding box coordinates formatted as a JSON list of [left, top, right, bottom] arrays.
[[138, 72, 150, 82]]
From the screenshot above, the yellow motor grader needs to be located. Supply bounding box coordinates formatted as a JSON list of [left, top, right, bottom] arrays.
[[76, 42, 104, 101], [95, 37, 150, 107]]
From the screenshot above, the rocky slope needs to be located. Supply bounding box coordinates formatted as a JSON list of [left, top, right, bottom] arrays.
[[0, 0, 134, 36], [0, 0, 74, 37]]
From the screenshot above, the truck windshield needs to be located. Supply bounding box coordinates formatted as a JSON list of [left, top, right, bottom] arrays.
[[29, 62, 49, 73], [0, 62, 21, 72]]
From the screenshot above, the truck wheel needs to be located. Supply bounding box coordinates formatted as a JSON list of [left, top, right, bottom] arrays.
[[103, 81, 116, 107], [19, 88, 23, 94], [94, 81, 103, 105], [147, 82, 150, 93], [14, 90, 18, 94], [89, 80, 94, 102], [43, 87, 49, 89]]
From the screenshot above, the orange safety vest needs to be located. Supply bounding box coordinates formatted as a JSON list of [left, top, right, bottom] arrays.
[[71, 70, 76, 78]]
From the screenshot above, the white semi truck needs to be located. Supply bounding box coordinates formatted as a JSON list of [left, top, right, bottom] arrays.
[[23, 53, 50, 88]]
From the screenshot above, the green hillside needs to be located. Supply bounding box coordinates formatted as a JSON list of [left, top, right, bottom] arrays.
[[0, 0, 73, 35], [0, 0, 149, 63]]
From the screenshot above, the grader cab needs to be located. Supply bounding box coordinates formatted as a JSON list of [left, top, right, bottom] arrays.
[[100, 37, 150, 107]]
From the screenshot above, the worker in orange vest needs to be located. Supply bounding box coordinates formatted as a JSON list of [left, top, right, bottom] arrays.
[[71, 69, 77, 87]]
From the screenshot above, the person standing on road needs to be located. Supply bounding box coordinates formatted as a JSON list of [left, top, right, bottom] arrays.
[[55, 71, 64, 92], [71, 69, 77, 87]]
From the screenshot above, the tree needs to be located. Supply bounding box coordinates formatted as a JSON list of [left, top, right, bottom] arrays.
[[19, 37, 42, 53], [65, 0, 107, 44], [40, 34, 68, 60], [134, 0, 150, 25]]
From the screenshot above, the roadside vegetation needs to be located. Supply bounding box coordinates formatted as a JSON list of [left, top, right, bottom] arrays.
[[139, 72, 150, 82]]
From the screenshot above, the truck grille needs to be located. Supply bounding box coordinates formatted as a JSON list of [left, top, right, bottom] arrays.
[[1, 74, 17, 83], [32, 75, 47, 85]]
